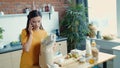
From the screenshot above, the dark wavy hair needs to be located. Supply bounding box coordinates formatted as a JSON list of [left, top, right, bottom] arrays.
[[26, 10, 43, 36]]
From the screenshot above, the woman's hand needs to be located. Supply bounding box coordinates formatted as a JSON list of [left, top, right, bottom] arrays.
[[23, 23, 33, 52], [28, 23, 33, 34]]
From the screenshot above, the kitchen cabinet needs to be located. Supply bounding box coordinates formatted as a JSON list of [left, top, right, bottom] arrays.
[[11, 50, 22, 68], [0, 50, 22, 68], [113, 46, 120, 68], [55, 40, 67, 55], [0, 52, 12, 68]]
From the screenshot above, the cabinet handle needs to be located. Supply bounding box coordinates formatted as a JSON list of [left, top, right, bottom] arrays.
[[58, 44, 61, 52], [59, 44, 61, 46]]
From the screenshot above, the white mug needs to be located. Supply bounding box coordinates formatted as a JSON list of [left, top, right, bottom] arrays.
[[0, 11, 4, 15]]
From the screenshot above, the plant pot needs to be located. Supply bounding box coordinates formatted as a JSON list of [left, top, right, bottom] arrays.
[[76, 39, 86, 50]]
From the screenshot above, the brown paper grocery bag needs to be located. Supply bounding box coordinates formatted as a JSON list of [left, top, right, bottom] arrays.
[[39, 34, 56, 68], [39, 44, 48, 68]]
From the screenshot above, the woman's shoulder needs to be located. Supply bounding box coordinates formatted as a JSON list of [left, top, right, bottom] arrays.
[[21, 29, 27, 34], [40, 29, 47, 33], [21, 29, 26, 32], [40, 29, 48, 35], [22, 29, 26, 31]]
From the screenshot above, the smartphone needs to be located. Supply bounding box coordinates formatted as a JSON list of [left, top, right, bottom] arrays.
[[30, 23, 34, 29]]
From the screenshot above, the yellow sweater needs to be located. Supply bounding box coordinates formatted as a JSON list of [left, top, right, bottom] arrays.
[[20, 29, 47, 68]]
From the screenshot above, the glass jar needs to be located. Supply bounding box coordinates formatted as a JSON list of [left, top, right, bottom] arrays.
[[91, 40, 99, 61], [45, 4, 49, 12]]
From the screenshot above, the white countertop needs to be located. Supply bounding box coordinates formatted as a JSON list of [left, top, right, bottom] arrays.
[[92, 38, 120, 43], [112, 46, 120, 50]]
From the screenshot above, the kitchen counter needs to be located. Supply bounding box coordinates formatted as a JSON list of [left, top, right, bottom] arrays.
[[0, 43, 22, 54], [0, 37, 67, 54], [56, 37, 67, 42]]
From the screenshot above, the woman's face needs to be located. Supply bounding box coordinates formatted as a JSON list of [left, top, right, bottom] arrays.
[[30, 16, 42, 30]]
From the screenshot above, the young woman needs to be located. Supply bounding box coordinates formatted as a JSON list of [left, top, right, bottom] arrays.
[[20, 10, 47, 68]]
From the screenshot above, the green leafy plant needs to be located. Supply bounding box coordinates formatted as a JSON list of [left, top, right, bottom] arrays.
[[60, 0, 89, 52], [0, 27, 4, 39]]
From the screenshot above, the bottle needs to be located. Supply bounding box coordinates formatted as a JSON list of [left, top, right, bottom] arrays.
[[91, 40, 99, 61], [86, 37, 94, 64], [51, 6, 54, 12], [45, 4, 49, 12], [25, 8, 29, 14], [0, 11, 4, 15], [56, 29, 60, 37], [96, 31, 101, 39], [86, 38, 92, 57], [91, 40, 96, 47]]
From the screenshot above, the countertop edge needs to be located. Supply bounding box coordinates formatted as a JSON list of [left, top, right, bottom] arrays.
[[0, 37, 67, 54]]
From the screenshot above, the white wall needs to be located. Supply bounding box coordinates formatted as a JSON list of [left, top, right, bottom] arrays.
[[117, 0, 120, 37], [0, 14, 27, 45], [0, 12, 59, 46], [88, 0, 117, 36]]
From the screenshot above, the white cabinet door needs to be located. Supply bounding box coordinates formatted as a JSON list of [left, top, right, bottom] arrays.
[[0, 53, 12, 68], [42, 12, 59, 34], [55, 40, 67, 55]]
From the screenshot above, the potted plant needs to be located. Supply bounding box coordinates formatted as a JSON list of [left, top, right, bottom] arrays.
[[87, 23, 96, 38], [60, 0, 89, 52], [0, 27, 4, 40]]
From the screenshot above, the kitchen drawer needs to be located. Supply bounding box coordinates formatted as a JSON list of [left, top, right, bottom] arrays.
[[0, 53, 12, 68], [55, 40, 67, 55], [0, 53, 11, 60], [0, 50, 22, 68], [11, 50, 22, 68]]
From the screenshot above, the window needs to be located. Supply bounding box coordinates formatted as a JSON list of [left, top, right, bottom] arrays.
[[88, 0, 117, 37]]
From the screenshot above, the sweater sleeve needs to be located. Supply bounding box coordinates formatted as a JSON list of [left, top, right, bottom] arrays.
[[20, 29, 28, 46]]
